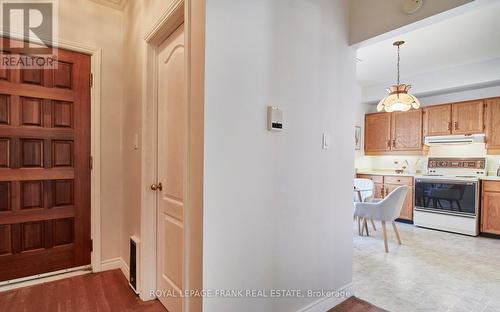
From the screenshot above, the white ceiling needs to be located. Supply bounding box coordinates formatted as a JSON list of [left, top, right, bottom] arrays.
[[356, 2, 500, 87]]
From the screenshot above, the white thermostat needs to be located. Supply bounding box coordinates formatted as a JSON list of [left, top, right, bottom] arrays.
[[267, 106, 283, 131]]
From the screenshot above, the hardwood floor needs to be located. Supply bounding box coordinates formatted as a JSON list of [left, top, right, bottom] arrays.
[[329, 297, 387, 312], [0, 270, 166, 312]]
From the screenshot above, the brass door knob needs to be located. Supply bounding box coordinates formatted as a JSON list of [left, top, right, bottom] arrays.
[[151, 183, 163, 191]]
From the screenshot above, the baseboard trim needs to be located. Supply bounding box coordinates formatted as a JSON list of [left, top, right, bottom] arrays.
[[101, 257, 130, 281], [296, 283, 354, 312], [0, 266, 92, 292]]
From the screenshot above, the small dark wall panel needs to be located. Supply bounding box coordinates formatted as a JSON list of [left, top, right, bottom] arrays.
[[21, 222, 44, 251], [53, 218, 73, 246], [21, 139, 43, 167], [0, 182, 10, 211], [20, 97, 43, 126], [52, 141, 73, 167], [53, 180, 73, 207], [52, 101, 73, 128], [54, 62, 72, 89], [0, 225, 11, 255], [0, 139, 9, 167], [0, 94, 9, 124], [21, 181, 43, 209]]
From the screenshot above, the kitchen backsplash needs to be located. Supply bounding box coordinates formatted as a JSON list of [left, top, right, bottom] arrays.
[[355, 143, 500, 175]]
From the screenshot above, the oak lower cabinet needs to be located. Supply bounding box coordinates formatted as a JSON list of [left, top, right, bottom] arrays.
[[356, 174, 414, 222], [481, 181, 500, 235]]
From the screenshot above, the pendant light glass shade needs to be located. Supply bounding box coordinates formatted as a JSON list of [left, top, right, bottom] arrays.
[[377, 41, 420, 113], [377, 84, 421, 112]]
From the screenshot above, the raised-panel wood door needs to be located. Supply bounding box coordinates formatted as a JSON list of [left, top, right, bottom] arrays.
[[485, 98, 500, 153], [156, 25, 185, 312], [392, 109, 422, 151], [0, 38, 91, 282], [385, 184, 413, 221], [481, 190, 500, 235], [452, 101, 484, 135], [423, 104, 451, 136], [365, 113, 391, 153]]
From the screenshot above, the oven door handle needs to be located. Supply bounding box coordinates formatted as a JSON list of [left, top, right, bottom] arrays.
[[415, 179, 477, 186]]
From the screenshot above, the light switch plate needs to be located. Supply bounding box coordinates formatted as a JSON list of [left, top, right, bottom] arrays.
[[322, 132, 330, 149]]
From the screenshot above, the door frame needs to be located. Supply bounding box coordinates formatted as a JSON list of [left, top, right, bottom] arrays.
[[0, 31, 103, 274], [140, 0, 204, 310]]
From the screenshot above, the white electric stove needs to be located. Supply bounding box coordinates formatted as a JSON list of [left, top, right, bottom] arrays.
[[413, 158, 486, 236]]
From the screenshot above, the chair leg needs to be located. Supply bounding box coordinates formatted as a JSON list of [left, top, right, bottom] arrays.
[[382, 221, 388, 253], [364, 218, 369, 236], [370, 219, 377, 231], [357, 217, 361, 236], [392, 221, 402, 245]]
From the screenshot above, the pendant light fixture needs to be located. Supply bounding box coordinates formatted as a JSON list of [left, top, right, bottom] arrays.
[[377, 41, 420, 112]]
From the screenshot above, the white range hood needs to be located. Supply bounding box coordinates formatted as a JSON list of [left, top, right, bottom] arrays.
[[424, 134, 485, 146]]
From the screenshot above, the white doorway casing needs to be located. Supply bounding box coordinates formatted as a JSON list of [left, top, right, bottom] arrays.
[[140, 1, 204, 311]]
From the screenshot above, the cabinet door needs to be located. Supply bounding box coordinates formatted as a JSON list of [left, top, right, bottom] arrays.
[[365, 113, 391, 153], [481, 191, 500, 235], [374, 183, 384, 199], [385, 183, 414, 221], [392, 109, 423, 151], [486, 98, 500, 153], [423, 104, 451, 136], [452, 101, 484, 135]]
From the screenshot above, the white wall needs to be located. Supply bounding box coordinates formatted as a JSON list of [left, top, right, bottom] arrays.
[[349, 0, 473, 45], [58, 0, 124, 262], [121, 0, 176, 269], [204, 0, 355, 311]]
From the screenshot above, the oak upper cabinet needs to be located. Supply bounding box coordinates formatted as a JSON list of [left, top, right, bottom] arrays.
[[485, 98, 500, 154], [392, 109, 423, 151], [365, 113, 392, 153], [423, 104, 452, 136], [481, 181, 500, 235], [365, 110, 423, 155], [451, 100, 484, 135]]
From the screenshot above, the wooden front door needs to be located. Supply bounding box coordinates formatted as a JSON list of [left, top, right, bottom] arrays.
[[156, 25, 186, 312], [0, 38, 91, 282], [423, 104, 451, 136], [451, 100, 484, 135]]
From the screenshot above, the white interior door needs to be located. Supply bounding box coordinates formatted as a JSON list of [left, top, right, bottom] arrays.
[[156, 24, 186, 312]]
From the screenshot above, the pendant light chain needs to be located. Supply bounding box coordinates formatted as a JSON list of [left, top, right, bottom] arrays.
[[397, 44, 400, 86]]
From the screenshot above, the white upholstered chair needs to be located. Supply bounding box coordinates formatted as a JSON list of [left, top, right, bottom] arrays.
[[354, 185, 409, 252], [354, 178, 376, 233]]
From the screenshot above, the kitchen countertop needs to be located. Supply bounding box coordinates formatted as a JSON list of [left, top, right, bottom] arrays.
[[356, 170, 500, 181]]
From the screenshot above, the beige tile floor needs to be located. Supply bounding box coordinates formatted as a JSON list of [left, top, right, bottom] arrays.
[[353, 221, 500, 312]]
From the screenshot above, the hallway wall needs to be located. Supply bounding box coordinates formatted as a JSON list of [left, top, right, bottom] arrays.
[[204, 0, 356, 311], [59, 0, 124, 262]]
